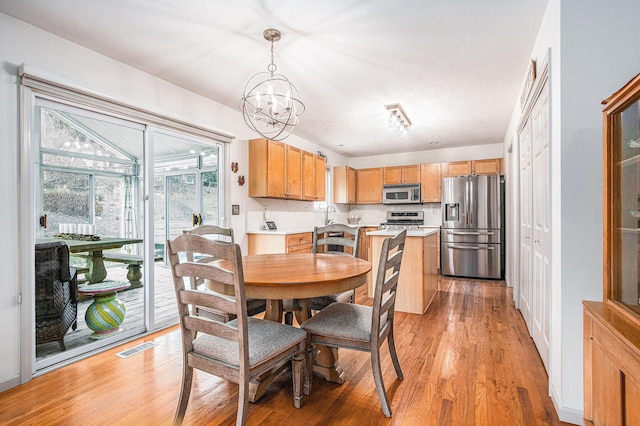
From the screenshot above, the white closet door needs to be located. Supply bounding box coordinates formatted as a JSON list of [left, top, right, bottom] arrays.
[[519, 116, 533, 331], [531, 81, 550, 371]]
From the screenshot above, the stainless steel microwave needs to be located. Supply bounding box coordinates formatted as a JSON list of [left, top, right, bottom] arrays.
[[382, 183, 421, 204]]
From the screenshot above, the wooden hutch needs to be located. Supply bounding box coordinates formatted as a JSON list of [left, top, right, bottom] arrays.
[[583, 73, 640, 425]]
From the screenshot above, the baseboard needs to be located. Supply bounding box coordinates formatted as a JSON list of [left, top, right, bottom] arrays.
[[551, 386, 585, 425], [0, 375, 21, 393]]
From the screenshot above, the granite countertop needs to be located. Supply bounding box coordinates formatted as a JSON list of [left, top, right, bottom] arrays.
[[367, 228, 439, 237]]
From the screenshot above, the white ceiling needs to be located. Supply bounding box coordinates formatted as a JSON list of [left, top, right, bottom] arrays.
[[0, 0, 548, 157]]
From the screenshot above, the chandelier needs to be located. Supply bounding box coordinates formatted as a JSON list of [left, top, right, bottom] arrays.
[[385, 103, 411, 136], [239, 29, 305, 141]]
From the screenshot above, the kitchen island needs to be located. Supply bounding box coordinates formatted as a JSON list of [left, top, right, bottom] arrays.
[[367, 228, 439, 314]]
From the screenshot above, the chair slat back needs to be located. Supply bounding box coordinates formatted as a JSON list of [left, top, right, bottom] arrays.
[[167, 234, 249, 368], [182, 225, 235, 289], [371, 229, 407, 346], [312, 223, 361, 257]]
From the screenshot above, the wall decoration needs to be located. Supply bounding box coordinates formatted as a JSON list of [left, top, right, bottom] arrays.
[[231, 162, 239, 173], [238, 175, 245, 186]]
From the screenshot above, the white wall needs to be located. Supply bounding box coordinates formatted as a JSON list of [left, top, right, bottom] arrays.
[[348, 142, 504, 169], [502, 0, 640, 422], [0, 12, 344, 388]]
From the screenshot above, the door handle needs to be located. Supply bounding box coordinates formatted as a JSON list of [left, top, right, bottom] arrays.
[[39, 214, 47, 228], [447, 244, 494, 250], [447, 231, 495, 236]]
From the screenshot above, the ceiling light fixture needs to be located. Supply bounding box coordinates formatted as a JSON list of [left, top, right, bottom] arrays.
[[239, 29, 305, 141], [385, 103, 411, 136]]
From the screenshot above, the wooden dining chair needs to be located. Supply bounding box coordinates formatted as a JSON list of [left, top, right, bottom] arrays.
[[284, 224, 361, 325], [182, 225, 266, 322], [309, 223, 361, 309], [167, 234, 309, 426], [301, 229, 407, 417]]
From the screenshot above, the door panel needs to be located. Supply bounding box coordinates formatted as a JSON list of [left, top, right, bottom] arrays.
[[531, 81, 550, 370], [519, 116, 533, 332]]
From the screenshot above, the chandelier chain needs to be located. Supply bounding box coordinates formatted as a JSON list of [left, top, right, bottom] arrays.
[[268, 40, 277, 74]]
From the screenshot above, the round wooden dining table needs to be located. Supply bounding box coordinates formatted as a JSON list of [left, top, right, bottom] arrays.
[[207, 252, 372, 402]]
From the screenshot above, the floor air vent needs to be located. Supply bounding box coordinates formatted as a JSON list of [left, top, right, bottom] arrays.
[[116, 341, 158, 359]]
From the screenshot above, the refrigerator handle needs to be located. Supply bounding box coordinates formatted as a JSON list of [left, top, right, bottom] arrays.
[[468, 178, 474, 227], [465, 179, 470, 226]]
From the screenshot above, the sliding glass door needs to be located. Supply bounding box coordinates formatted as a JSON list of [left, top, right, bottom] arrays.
[[152, 129, 222, 324], [34, 100, 146, 370], [32, 101, 225, 370]]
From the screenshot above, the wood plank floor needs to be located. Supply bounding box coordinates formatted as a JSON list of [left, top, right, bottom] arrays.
[[0, 277, 574, 425]]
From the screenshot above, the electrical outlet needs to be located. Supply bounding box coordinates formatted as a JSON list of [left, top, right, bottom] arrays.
[[263, 205, 269, 220]]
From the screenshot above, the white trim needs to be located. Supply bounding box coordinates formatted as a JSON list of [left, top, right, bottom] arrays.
[[19, 64, 235, 144]]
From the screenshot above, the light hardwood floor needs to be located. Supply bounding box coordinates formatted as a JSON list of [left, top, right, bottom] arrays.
[[1, 278, 573, 425]]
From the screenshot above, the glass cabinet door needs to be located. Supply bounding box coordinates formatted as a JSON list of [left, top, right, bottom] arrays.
[[610, 91, 640, 314]]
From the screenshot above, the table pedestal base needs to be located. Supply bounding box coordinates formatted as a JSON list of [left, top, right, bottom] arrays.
[[313, 345, 346, 384]]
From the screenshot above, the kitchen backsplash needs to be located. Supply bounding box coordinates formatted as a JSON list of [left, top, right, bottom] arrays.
[[246, 197, 442, 230]]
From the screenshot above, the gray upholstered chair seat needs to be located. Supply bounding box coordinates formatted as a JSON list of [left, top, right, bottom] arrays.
[[307, 290, 353, 312], [193, 317, 306, 368], [301, 302, 372, 342]]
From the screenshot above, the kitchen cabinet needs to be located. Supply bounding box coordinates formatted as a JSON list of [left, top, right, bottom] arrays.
[[286, 145, 303, 199], [302, 151, 325, 201], [357, 226, 378, 261], [333, 166, 357, 204], [249, 138, 286, 198], [441, 161, 471, 177], [314, 154, 326, 201], [584, 73, 640, 426], [472, 158, 503, 175], [302, 150, 315, 201], [383, 165, 421, 184], [249, 138, 324, 201], [420, 163, 441, 202], [356, 167, 383, 204], [441, 159, 503, 177], [247, 231, 313, 254]]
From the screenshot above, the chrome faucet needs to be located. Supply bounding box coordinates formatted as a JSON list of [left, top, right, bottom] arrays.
[[324, 204, 336, 226]]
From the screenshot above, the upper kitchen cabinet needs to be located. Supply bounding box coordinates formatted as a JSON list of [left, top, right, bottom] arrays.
[[420, 163, 441, 202], [472, 158, 503, 175], [333, 166, 356, 204], [249, 138, 324, 201], [302, 151, 325, 201], [312, 153, 326, 201], [249, 138, 286, 198], [383, 165, 421, 184], [286, 145, 303, 199], [356, 167, 383, 204], [441, 158, 503, 177], [441, 161, 472, 177]]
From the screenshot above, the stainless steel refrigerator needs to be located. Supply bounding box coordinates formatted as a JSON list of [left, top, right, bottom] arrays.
[[441, 175, 505, 279]]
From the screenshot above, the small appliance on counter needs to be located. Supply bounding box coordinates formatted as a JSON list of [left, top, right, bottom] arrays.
[[440, 175, 505, 279], [379, 211, 424, 230]]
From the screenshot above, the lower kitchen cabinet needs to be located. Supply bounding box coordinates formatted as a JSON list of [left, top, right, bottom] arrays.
[[247, 232, 313, 254]]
